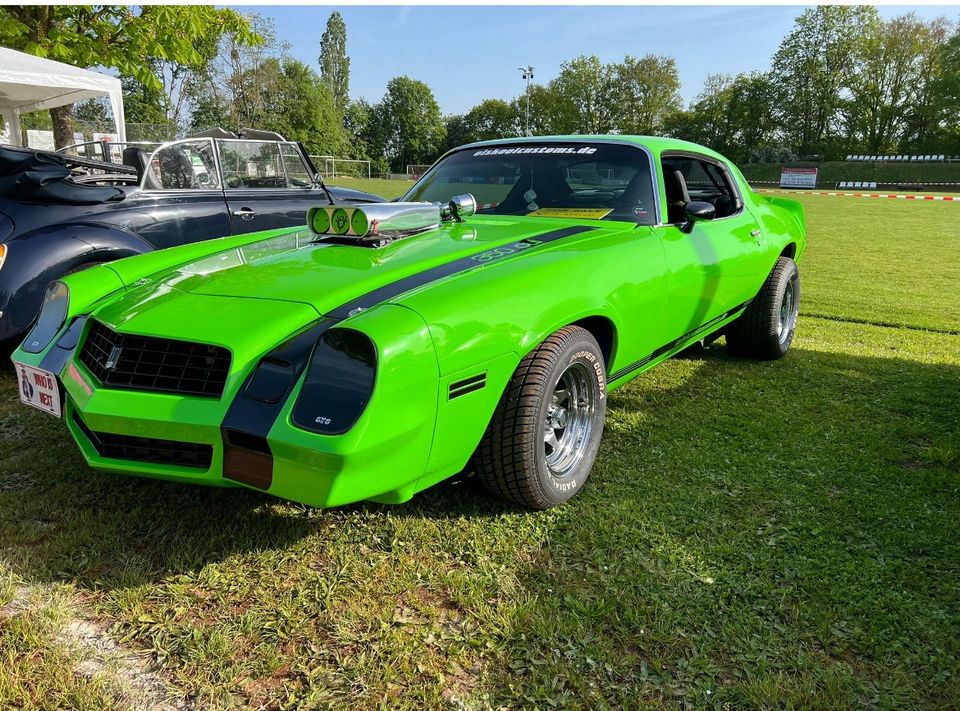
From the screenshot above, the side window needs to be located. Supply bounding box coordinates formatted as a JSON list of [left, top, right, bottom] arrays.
[[661, 155, 741, 222], [218, 141, 287, 189], [280, 143, 313, 187], [144, 140, 219, 190]]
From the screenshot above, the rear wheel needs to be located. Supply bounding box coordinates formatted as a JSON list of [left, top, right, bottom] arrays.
[[726, 256, 800, 359], [474, 326, 607, 510]]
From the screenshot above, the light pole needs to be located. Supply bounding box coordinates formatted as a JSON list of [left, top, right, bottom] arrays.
[[518, 65, 534, 136]]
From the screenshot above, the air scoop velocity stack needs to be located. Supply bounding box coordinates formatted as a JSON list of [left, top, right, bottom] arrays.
[[308, 194, 476, 247]]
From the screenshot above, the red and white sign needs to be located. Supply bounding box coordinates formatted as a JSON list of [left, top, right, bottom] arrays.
[[14, 362, 62, 418], [779, 167, 818, 189]]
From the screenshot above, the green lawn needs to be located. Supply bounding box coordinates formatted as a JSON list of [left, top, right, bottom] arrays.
[[327, 176, 412, 200], [1, 193, 958, 709]]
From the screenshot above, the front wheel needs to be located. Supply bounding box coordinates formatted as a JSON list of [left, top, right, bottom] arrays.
[[474, 326, 607, 510], [726, 256, 800, 360]]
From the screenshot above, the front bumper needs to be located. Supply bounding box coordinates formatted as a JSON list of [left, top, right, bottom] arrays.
[[18, 304, 443, 508]]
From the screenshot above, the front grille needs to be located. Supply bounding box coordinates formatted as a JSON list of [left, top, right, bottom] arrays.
[[73, 412, 213, 469], [78, 320, 231, 397]]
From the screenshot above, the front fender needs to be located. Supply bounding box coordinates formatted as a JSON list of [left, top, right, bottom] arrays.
[[0, 223, 151, 341]]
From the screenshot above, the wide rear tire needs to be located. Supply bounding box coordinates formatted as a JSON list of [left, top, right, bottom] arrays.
[[726, 256, 800, 360], [474, 326, 607, 510]]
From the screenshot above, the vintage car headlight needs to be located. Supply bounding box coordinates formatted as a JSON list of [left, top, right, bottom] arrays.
[[22, 281, 70, 354], [291, 329, 377, 435]]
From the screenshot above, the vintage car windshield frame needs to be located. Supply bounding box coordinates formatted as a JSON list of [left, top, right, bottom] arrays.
[[140, 137, 318, 194]]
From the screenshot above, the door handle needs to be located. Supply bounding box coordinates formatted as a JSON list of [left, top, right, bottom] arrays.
[[232, 208, 256, 220]]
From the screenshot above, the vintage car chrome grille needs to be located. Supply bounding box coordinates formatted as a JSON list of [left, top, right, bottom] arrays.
[[78, 320, 231, 397], [73, 412, 213, 469]]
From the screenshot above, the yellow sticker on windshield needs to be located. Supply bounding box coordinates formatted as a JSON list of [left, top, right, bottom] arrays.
[[527, 207, 612, 219]]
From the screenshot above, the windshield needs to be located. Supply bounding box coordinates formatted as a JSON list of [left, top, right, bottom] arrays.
[[405, 142, 656, 225]]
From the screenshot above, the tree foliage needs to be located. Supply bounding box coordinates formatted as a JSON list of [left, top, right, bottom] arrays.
[[0, 5, 256, 146], [368, 77, 445, 171], [318, 11, 350, 114], [611, 54, 682, 135], [4, 6, 960, 166], [549, 56, 617, 134], [770, 5, 880, 156]]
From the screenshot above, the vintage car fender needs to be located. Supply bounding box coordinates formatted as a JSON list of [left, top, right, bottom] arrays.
[[0, 222, 151, 340]]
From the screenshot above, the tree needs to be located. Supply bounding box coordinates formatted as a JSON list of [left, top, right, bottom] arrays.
[[372, 76, 445, 171], [122, 77, 169, 127], [73, 98, 112, 126], [0, 6, 257, 147], [900, 18, 955, 153], [344, 99, 376, 158], [548, 55, 617, 134], [771, 5, 880, 156], [611, 55, 682, 135], [269, 59, 350, 156], [842, 14, 950, 154], [509, 84, 567, 136], [318, 11, 350, 113], [443, 99, 517, 150], [930, 29, 960, 152], [189, 14, 283, 133], [668, 74, 738, 151], [663, 72, 781, 163]]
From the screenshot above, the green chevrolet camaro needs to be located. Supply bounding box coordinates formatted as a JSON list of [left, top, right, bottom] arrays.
[[12, 136, 806, 510]]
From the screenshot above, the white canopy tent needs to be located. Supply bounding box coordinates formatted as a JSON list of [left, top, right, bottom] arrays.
[[0, 47, 125, 147]]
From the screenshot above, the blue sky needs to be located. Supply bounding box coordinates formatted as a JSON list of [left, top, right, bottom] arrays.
[[249, 5, 957, 115]]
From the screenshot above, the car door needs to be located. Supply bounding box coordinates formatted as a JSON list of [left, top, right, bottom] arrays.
[[129, 139, 233, 250], [218, 140, 322, 234], [656, 153, 769, 341]]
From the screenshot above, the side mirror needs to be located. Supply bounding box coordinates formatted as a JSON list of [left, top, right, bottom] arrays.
[[680, 201, 716, 233]]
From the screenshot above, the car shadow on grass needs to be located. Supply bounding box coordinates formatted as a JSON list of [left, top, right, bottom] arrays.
[[482, 342, 960, 709], [1, 339, 958, 708], [0, 372, 514, 597]]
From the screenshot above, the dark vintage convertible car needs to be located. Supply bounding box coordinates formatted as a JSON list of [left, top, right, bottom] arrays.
[[0, 129, 384, 343]]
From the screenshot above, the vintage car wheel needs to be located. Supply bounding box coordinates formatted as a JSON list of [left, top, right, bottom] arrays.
[[474, 325, 607, 510], [726, 256, 800, 360]]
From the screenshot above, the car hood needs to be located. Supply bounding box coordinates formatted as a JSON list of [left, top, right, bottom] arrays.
[[113, 215, 634, 319]]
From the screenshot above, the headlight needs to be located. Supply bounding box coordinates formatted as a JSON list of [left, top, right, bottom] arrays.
[[0, 244, 7, 271], [291, 329, 377, 435], [22, 281, 69, 354]]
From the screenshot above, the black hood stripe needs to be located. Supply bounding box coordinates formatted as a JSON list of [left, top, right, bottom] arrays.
[[221, 223, 598, 490], [326, 225, 596, 319]]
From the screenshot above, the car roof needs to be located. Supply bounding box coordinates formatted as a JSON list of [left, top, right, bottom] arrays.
[[459, 135, 731, 163]]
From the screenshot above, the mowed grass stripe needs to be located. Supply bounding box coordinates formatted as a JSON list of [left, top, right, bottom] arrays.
[[783, 192, 960, 333], [0, 192, 957, 708]]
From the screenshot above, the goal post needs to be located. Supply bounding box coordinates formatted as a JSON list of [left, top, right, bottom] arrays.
[[310, 156, 372, 180], [406, 164, 431, 180]]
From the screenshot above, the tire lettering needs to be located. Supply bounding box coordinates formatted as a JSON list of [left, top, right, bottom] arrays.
[[571, 349, 606, 399]]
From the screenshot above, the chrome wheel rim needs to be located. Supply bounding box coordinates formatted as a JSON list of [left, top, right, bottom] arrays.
[[778, 276, 799, 345], [543, 362, 596, 477]]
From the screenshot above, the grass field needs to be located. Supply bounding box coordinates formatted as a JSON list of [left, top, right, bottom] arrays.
[[328, 176, 412, 200], [1, 192, 958, 709]]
